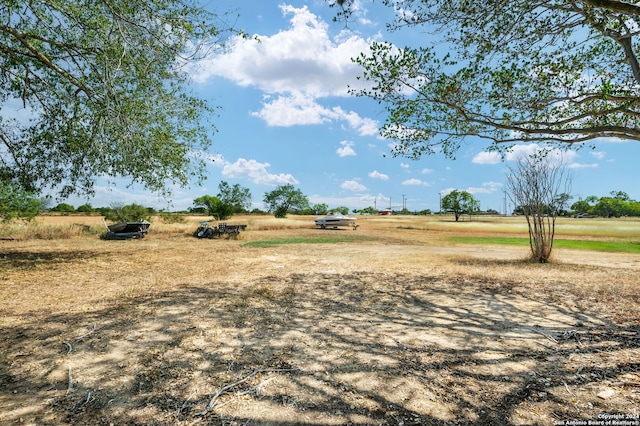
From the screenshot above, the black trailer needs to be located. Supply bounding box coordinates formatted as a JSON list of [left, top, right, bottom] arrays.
[[194, 222, 247, 239]]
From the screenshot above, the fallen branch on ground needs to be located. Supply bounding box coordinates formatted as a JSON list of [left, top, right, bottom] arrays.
[[527, 327, 559, 343], [76, 323, 97, 340], [235, 376, 276, 396], [67, 366, 73, 393], [197, 368, 295, 415]]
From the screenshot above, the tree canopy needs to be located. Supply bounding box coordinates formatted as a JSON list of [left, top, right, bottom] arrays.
[[193, 181, 252, 220], [217, 181, 252, 214], [441, 190, 479, 221], [193, 195, 233, 221], [571, 191, 640, 217], [263, 184, 310, 218], [1, 0, 238, 198], [331, 0, 640, 158], [0, 182, 44, 221], [103, 203, 153, 223]]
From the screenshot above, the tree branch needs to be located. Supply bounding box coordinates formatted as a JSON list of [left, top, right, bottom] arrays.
[[0, 24, 92, 96], [583, 0, 640, 16]]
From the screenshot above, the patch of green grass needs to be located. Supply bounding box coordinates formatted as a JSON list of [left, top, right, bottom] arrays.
[[448, 236, 640, 253], [244, 236, 360, 247]]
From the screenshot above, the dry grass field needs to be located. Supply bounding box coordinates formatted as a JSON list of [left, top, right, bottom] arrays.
[[1, 214, 639, 425]]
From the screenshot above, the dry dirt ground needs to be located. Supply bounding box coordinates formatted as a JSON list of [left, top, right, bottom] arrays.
[[0, 216, 639, 425]]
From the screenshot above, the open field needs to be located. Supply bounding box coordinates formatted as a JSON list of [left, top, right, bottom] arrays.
[[1, 214, 639, 425]]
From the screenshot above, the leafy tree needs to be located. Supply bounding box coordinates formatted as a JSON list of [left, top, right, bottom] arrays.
[[330, 206, 350, 215], [159, 211, 185, 224], [50, 203, 76, 214], [104, 203, 151, 223], [1, 1, 239, 198], [193, 195, 234, 221], [570, 199, 592, 215], [628, 201, 640, 216], [572, 192, 640, 217], [331, 0, 640, 159], [610, 191, 631, 202], [217, 181, 252, 214], [506, 152, 572, 263], [76, 204, 95, 214], [263, 184, 310, 218], [441, 190, 480, 222], [359, 206, 378, 215], [592, 195, 628, 218], [311, 203, 329, 215], [95, 207, 113, 217], [0, 183, 44, 221]]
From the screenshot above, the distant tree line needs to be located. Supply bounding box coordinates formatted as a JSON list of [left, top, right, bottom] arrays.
[[510, 191, 640, 218], [570, 192, 640, 218], [3, 177, 639, 222]]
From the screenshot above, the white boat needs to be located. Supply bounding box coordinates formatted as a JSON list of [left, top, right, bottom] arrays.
[[314, 212, 358, 229]]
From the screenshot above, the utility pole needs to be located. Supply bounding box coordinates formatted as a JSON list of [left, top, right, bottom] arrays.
[[503, 189, 507, 216]]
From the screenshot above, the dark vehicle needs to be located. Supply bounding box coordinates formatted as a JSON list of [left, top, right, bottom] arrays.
[[194, 222, 247, 239]]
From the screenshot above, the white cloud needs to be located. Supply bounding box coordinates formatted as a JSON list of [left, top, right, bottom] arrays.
[[252, 93, 327, 126], [193, 5, 372, 96], [590, 151, 607, 160], [568, 162, 599, 169], [421, 168, 434, 174], [474, 144, 581, 166], [505, 144, 578, 164], [337, 140, 356, 157], [190, 4, 380, 135], [477, 144, 579, 171], [472, 151, 501, 165], [368, 170, 389, 180], [339, 109, 379, 136], [341, 180, 367, 191], [221, 158, 299, 186], [400, 163, 410, 169], [466, 181, 503, 195], [252, 93, 378, 135], [402, 178, 431, 186]]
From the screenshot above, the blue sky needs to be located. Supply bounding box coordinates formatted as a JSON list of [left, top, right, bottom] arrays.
[[60, 1, 640, 213]]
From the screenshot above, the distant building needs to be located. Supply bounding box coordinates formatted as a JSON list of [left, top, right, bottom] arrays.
[[379, 209, 392, 215]]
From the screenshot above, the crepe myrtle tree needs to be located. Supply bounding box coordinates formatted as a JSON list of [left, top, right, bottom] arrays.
[[0, 0, 241, 199], [441, 190, 480, 222], [263, 184, 310, 218], [506, 151, 572, 263], [329, 0, 640, 159]]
